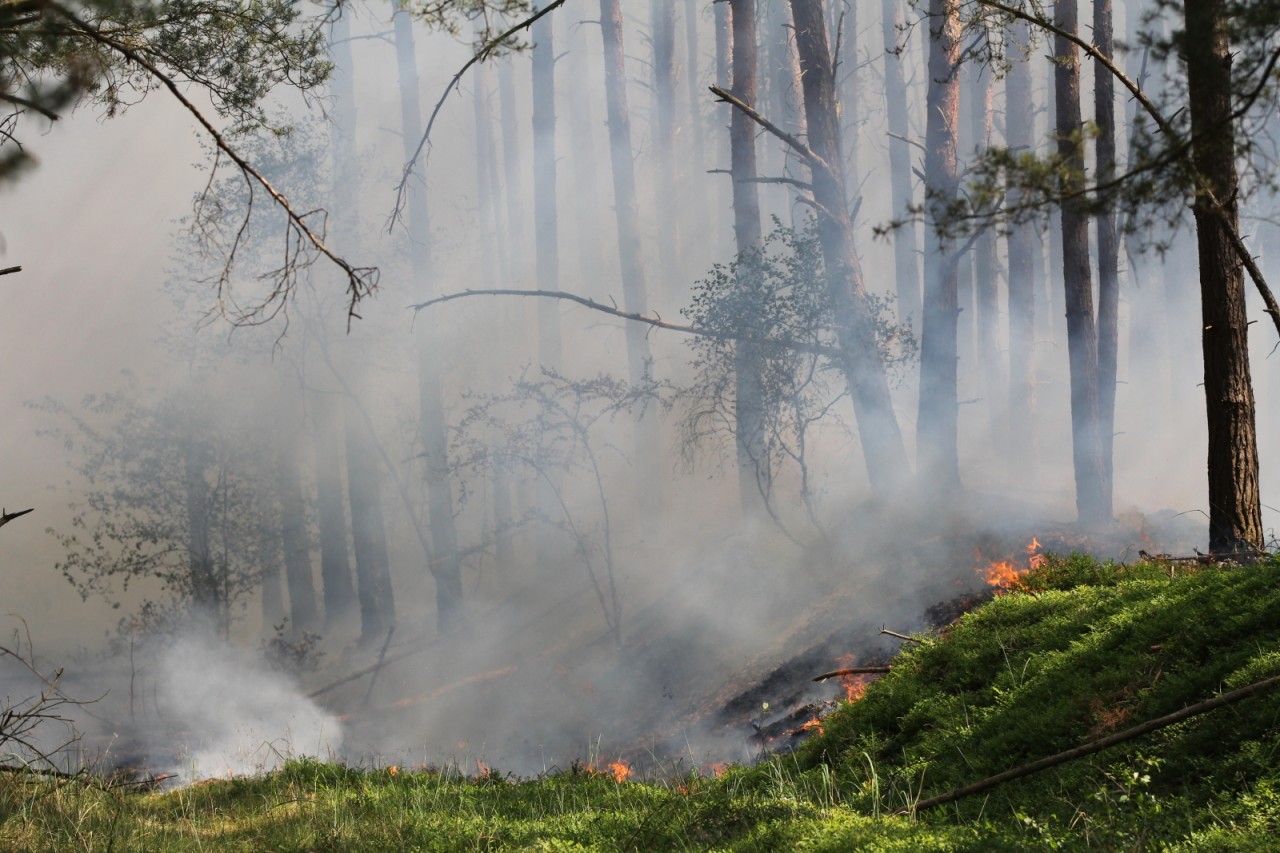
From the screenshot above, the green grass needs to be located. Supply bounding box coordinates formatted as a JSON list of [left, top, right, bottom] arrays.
[[5, 554, 1280, 850]]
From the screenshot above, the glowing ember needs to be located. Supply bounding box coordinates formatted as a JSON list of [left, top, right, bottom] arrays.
[[608, 760, 632, 782], [387, 765, 399, 777]]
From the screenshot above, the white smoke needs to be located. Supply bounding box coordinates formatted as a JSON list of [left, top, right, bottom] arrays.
[[156, 633, 342, 781]]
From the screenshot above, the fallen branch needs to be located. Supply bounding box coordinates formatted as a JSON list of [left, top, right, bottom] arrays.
[[813, 666, 892, 682], [903, 671, 1280, 814], [0, 266, 21, 276], [1138, 549, 1265, 564], [410, 288, 845, 359], [0, 507, 34, 529], [880, 629, 923, 644]]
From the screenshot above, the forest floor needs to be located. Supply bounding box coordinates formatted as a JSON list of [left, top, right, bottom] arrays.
[[4, 552, 1280, 850]]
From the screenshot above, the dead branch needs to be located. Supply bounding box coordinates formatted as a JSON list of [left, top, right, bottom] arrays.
[[709, 85, 830, 176], [813, 666, 892, 682], [409, 288, 845, 359], [0, 507, 34, 529], [0, 266, 21, 276], [46, 1, 377, 327], [903, 671, 1280, 814], [392, 0, 566, 228], [880, 629, 923, 644]]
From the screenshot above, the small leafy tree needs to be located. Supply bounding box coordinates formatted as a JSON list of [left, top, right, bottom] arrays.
[[451, 367, 668, 647], [31, 376, 278, 636], [680, 220, 915, 533]]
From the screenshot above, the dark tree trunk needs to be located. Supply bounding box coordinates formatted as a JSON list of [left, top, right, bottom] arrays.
[[1183, 0, 1263, 552], [761, 0, 805, 224], [532, 8, 562, 368], [651, 0, 681, 291], [393, 1, 465, 631], [599, 0, 661, 506], [311, 392, 356, 633], [684, 0, 705, 180], [1005, 18, 1038, 474], [274, 409, 319, 637], [561, 9, 605, 295], [882, 0, 921, 329], [183, 444, 217, 617], [788, 0, 910, 497], [258, 522, 285, 634], [917, 0, 962, 492], [714, 0, 733, 249], [343, 397, 396, 647], [1054, 0, 1110, 526], [728, 0, 769, 513], [835, 0, 858, 181], [1094, 0, 1120, 496]]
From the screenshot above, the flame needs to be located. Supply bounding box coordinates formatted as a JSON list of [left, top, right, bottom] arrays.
[[798, 716, 825, 735], [387, 765, 399, 777], [475, 759, 490, 777], [707, 761, 730, 778], [608, 760, 632, 782], [835, 653, 872, 702], [978, 537, 1044, 591]]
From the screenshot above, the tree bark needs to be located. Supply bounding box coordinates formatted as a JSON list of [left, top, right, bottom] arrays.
[[599, 0, 661, 507], [343, 396, 396, 647], [728, 0, 769, 513], [1054, 0, 1110, 526], [882, 0, 921, 330], [969, 43, 1002, 448], [1005, 18, 1037, 475], [1095, 0, 1120, 501], [917, 0, 963, 492], [787, 0, 911, 497], [1183, 0, 1264, 552], [310, 391, 356, 633], [393, 1, 465, 631], [274, 407, 319, 637], [651, 0, 682, 291]]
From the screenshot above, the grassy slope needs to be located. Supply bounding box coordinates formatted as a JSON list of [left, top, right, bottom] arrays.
[[4, 556, 1280, 851]]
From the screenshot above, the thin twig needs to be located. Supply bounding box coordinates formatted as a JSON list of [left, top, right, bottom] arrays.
[[813, 666, 892, 682]]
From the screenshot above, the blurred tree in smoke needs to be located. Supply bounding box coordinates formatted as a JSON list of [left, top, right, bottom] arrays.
[[680, 220, 915, 537], [29, 375, 279, 638]]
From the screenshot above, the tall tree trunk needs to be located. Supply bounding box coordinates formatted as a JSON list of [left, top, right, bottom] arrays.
[[651, 0, 681, 292], [561, 10, 605, 295], [599, 0, 661, 507], [1094, 0, 1120, 497], [311, 391, 356, 633], [1054, 0, 1110, 526], [684, 0, 706, 183], [274, 405, 319, 637], [1005, 18, 1037, 474], [183, 444, 217, 618], [882, 0, 921, 328], [532, 8, 562, 368], [258, 522, 285, 635], [1183, 0, 1263, 552], [498, 52, 526, 284], [728, 0, 769, 513], [714, 0, 732, 249], [834, 1, 858, 183], [343, 396, 396, 646], [788, 0, 910, 497], [969, 43, 1002, 448], [393, 1, 465, 631], [917, 0, 962, 492], [762, 0, 806, 224]]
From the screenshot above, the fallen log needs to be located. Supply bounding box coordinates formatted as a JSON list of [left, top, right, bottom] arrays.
[[902, 671, 1280, 814], [812, 666, 892, 682]]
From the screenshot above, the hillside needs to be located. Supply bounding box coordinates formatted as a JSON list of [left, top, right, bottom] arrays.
[[3, 553, 1279, 850]]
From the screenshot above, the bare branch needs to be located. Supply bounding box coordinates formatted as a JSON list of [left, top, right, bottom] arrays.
[[0, 507, 34, 529], [709, 84, 830, 175], [390, 0, 567, 229], [0, 266, 21, 276], [45, 1, 377, 326], [410, 288, 847, 359]]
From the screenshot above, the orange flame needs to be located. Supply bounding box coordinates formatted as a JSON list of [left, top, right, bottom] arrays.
[[978, 537, 1044, 591], [707, 761, 730, 778], [608, 760, 632, 783], [387, 765, 399, 777], [798, 716, 825, 735], [835, 653, 872, 702]]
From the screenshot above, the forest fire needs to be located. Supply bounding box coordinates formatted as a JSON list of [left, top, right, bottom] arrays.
[[608, 760, 632, 783], [977, 537, 1045, 591], [835, 654, 872, 702]]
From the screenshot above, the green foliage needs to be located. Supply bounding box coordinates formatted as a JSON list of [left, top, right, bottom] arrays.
[[28, 374, 278, 632]]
